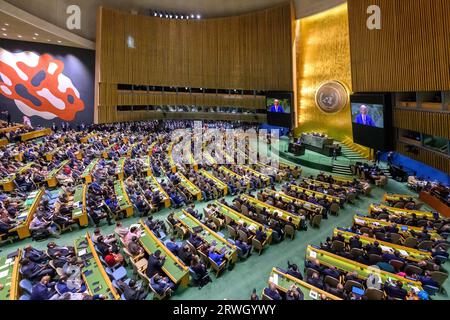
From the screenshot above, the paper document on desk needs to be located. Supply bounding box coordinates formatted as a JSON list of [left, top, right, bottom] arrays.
[[380, 245, 393, 253], [0, 270, 9, 279], [272, 273, 279, 285], [398, 249, 409, 257], [309, 250, 317, 258], [78, 249, 87, 257], [354, 218, 366, 225]]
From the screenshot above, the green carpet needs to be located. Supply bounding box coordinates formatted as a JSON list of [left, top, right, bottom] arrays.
[[1, 160, 448, 300]]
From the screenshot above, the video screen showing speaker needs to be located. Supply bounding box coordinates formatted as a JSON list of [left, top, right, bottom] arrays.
[[351, 103, 384, 128], [266, 92, 292, 128], [351, 94, 392, 151]]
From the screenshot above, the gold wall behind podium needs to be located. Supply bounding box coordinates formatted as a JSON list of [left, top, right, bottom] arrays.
[[295, 4, 355, 144]]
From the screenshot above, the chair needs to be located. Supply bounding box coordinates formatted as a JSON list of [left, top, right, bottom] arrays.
[[238, 229, 248, 243], [369, 254, 383, 265], [393, 201, 405, 208], [19, 279, 33, 295], [324, 275, 340, 289], [209, 258, 226, 277], [414, 202, 424, 210], [305, 268, 318, 280], [404, 264, 423, 276], [212, 217, 224, 230], [165, 219, 174, 235], [389, 233, 402, 245], [251, 238, 264, 255], [430, 271, 448, 289], [241, 205, 249, 215], [186, 241, 198, 255], [149, 281, 170, 300], [330, 203, 340, 216], [331, 240, 345, 253], [175, 225, 187, 239], [389, 259, 405, 272], [106, 266, 127, 281], [350, 248, 364, 259], [363, 288, 385, 300], [403, 237, 418, 248], [227, 225, 238, 240], [359, 227, 371, 235], [378, 213, 389, 220], [198, 250, 211, 268], [344, 280, 364, 292], [346, 193, 356, 204], [417, 220, 428, 227], [363, 186, 372, 196], [417, 240, 433, 251], [284, 224, 295, 240], [261, 289, 273, 300], [311, 215, 322, 228]]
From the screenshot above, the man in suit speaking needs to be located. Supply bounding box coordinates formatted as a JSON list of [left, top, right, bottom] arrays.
[[355, 105, 375, 126], [269, 99, 285, 113]]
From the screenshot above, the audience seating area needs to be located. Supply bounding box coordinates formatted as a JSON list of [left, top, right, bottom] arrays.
[[0, 120, 448, 300]]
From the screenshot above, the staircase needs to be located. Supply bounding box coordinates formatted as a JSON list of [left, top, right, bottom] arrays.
[[339, 144, 367, 162], [339, 137, 371, 160], [332, 163, 353, 176]]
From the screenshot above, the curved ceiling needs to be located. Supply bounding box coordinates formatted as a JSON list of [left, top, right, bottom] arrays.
[[4, 0, 345, 41]]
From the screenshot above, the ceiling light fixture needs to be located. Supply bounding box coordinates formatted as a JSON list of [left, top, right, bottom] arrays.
[[196, 14, 201, 19], [34, 33, 39, 36], [32, 37, 36, 40], [57, 40, 62, 43], [17, 35, 22, 38], [1, 28, 6, 31], [4, 23, 9, 26], [2, 33, 7, 37]]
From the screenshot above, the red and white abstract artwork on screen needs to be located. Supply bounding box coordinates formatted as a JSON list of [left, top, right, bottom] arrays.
[[0, 48, 84, 121]]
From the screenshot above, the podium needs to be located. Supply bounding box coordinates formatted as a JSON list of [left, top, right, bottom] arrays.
[[288, 143, 306, 156]]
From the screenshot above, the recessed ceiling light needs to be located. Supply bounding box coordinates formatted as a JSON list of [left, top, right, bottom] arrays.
[[47, 39, 51, 42], [57, 40, 61, 43], [2, 33, 7, 37], [34, 33, 39, 36], [32, 37, 36, 40], [4, 23, 9, 26], [17, 35, 22, 38], [1, 28, 6, 31]]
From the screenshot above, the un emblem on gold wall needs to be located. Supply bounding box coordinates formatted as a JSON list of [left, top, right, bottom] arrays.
[[315, 81, 348, 114]]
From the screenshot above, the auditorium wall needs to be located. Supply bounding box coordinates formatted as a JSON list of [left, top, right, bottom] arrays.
[[95, 4, 293, 123], [0, 39, 95, 127], [295, 3, 359, 146], [348, 0, 450, 92]]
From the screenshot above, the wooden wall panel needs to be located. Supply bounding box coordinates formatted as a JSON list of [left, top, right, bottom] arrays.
[[394, 109, 450, 140], [97, 4, 293, 91], [397, 141, 450, 174], [96, 4, 293, 123], [108, 111, 267, 124], [348, 0, 450, 92]]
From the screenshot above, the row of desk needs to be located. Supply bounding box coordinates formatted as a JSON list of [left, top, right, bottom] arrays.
[[305, 245, 423, 293], [267, 268, 341, 300], [0, 249, 21, 300], [369, 203, 435, 220], [261, 189, 324, 216], [174, 210, 238, 263], [75, 234, 121, 300], [353, 215, 441, 241], [199, 169, 228, 196], [333, 228, 432, 262], [288, 184, 341, 203], [240, 194, 301, 229], [214, 201, 273, 245]]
